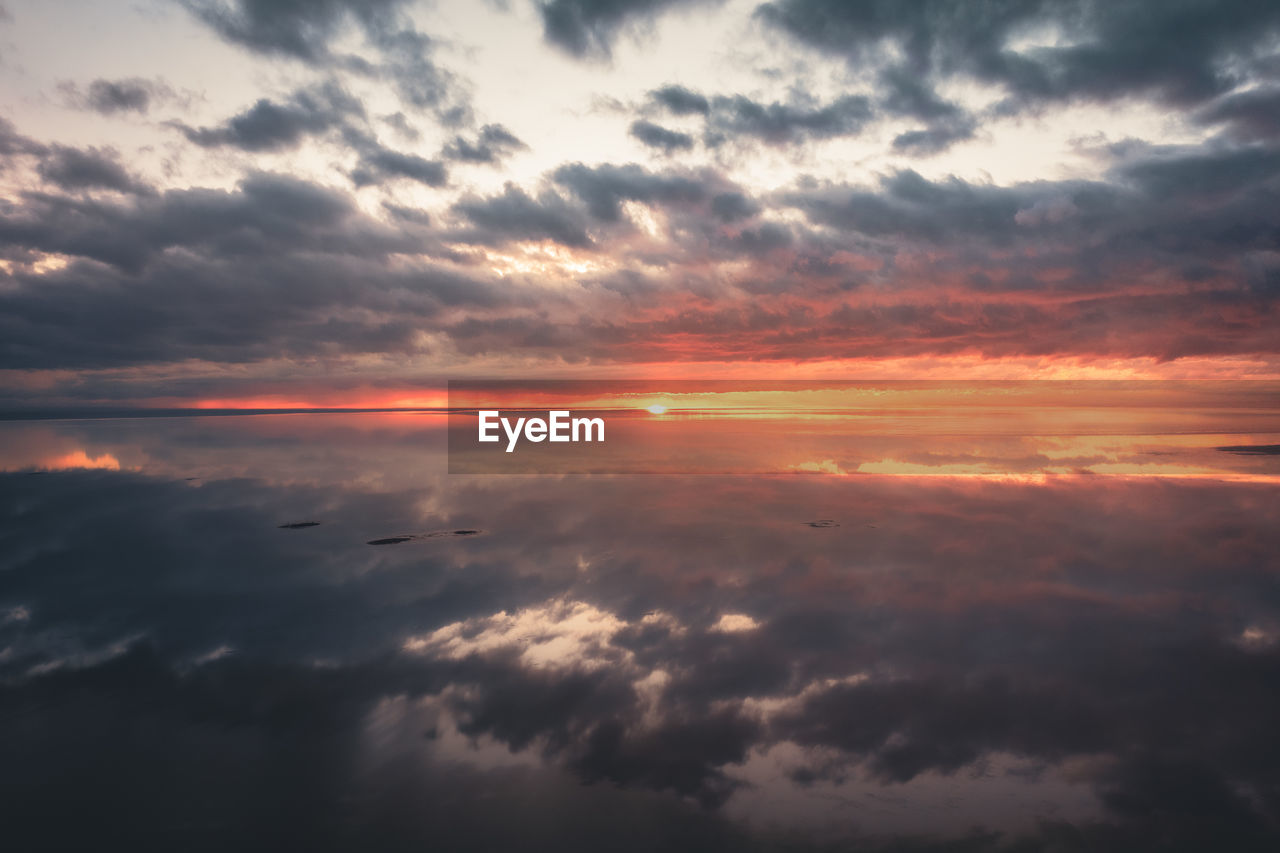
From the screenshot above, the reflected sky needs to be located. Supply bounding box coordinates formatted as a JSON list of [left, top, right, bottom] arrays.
[[2, 409, 1280, 851]]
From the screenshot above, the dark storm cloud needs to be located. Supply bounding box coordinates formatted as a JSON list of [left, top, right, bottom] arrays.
[[177, 82, 363, 152], [342, 125, 457, 188], [647, 76, 973, 154], [0, 123, 149, 194], [184, 0, 409, 62], [367, 24, 470, 122], [410, 138, 1278, 363], [787, 142, 1280, 267], [644, 72, 981, 156], [709, 191, 758, 223], [878, 66, 963, 123], [1, 171, 359, 272], [650, 84, 711, 116], [878, 66, 978, 155], [442, 123, 527, 164], [0, 249, 482, 370], [891, 118, 976, 155], [2, 123, 1278, 371], [553, 162, 708, 221], [787, 168, 1046, 244], [629, 119, 695, 153], [35, 146, 151, 195], [381, 201, 431, 225], [1115, 145, 1280, 199], [0, 172, 517, 368], [451, 183, 593, 248], [183, 0, 468, 121], [380, 110, 419, 141], [58, 77, 172, 115], [0, 116, 45, 161], [756, 0, 1280, 114], [726, 221, 791, 254], [1196, 87, 1280, 142], [538, 0, 719, 60], [706, 93, 873, 145], [350, 145, 448, 187]]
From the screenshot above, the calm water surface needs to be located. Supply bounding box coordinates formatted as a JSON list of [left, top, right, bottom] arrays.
[[2, 407, 1279, 851]]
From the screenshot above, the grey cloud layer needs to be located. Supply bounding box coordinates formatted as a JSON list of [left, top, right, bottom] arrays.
[[1, 0, 1277, 383], [756, 0, 1280, 112], [0, 172, 518, 368], [3, 126, 1279, 372], [623, 1, 1280, 157]]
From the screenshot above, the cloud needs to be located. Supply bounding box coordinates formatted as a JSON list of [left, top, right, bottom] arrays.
[[708, 191, 758, 223], [0, 171, 513, 368], [0, 116, 46, 161], [4, 134, 1278, 371], [538, 0, 720, 60], [706, 93, 873, 145], [4, 96, 1280, 375], [647, 76, 976, 154], [183, 0, 409, 62], [58, 77, 173, 115], [650, 84, 711, 115], [183, 0, 468, 121], [1196, 87, 1280, 142], [0, 123, 150, 194], [878, 67, 978, 154], [452, 183, 593, 248], [552, 162, 708, 221], [366, 24, 470, 122], [177, 82, 363, 152], [35, 145, 151, 195], [350, 145, 448, 187], [629, 119, 695, 153], [891, 118, 976, 155], [442, 123, 528, 164], [756, 0, 1280, 114]]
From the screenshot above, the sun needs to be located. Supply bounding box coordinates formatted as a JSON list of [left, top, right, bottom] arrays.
[[646, 404, 668, 414]]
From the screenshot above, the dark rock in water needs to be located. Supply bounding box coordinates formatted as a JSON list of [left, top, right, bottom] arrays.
[[368, 529, 483, 545], [1216, 444, 1280, 456], [368, 536, 414, 545], [806, 519, 840, 528], [278, 521, 321, 529]]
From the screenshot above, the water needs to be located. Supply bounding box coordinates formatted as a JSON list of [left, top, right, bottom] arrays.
[[1, 398, 1279, 851]]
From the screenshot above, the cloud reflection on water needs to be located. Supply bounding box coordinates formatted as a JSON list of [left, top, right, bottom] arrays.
[[0, 413, 1279, 850]]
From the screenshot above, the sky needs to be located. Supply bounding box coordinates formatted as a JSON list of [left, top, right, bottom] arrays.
[[1, 0, 1279, 406]]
